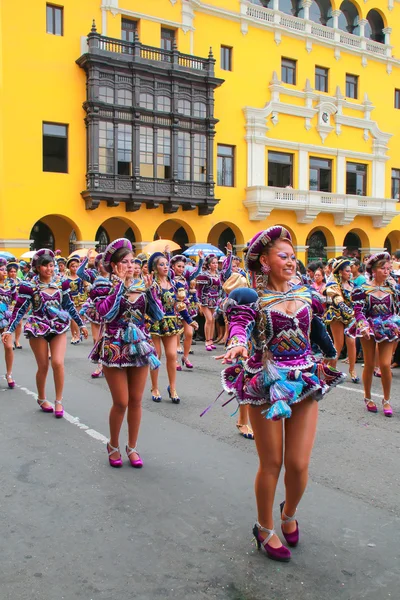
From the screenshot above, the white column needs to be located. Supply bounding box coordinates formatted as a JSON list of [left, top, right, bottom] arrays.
[[332, 10, 341, 29], [359, 19, 368, 38], [372, 159, 386, 198], [383, 27, 392, 46], [302, 0, 312, 21], [337, 155, 346, 194], [273, 0, 279, 10], [298, 149, 309, 190]]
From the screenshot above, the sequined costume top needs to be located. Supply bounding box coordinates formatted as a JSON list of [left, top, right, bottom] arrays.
[[149, 278, 194, 337], [220, 284, 344, 421], [351, 282, 400, 343], [196, 253, 233, 308], [0, 279, 17, 329], [77, 258, 102, 324], [324, 281, 355, 330], [6, 275, 84, 337], [89, 277, 163, 368], [65, 275, 89, 309]]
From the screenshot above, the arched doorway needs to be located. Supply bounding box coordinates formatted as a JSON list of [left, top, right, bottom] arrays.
[[384, 236, 392, 256], [125, 227, 136, 250], [69, 230, 77, 255], [172, 226, 189, 250], [307, 230, 327, 262], [217, 227, 236, 253], [207, 222, 244, 254], [30, 221, 55, 251], [154, 219, 195, 248], [365, 9, 385, 43], [343, 231, 361, 258], [96, 226, 110, 252], [338, 0, 360, 34]]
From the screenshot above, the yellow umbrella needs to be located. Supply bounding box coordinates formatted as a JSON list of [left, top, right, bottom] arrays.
[[142, 239, 181, 254], [68, 248, 97, 259]]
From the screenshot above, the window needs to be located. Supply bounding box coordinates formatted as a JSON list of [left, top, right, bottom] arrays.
[[121, 18, 137, 42], [346, 162, 367, 196], [268, 151, 293, 187], [139, 127, 154, 177], [217, 145, 234, 187], [178, 99, 191, 116], [99, 86, 113, 103], [177, 132, 191, 180], [345, 74, 358, 99], [99, 122, 114, 174], [139, 93, 154, 110], [395, 89, 400, 109], [157, 96, 171, 112], [315, 67, 328, 93], [281, 58, 296, 85], [309, 157, 332, 192], [117, 89, 132, 106], [392, 169, 400, 199], [193, 102, 207, 118], [43, 122, 68, 173], [46, 4, 63, 36], [117, 124, 132, 176], [220, 46, 232, 71], [194, 135, 207, 182], [161, 27, 175, 51], [157, 129, 171, 178]]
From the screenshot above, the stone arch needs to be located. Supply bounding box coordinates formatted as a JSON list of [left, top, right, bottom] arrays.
[[306, 226, 335, 264], [384, 231, 400, 256], [30, 214, 82, 255], [279, 0, 303, 17], [95, 226, 110, 252], [365, 9, 386, 43], [207, 222, 245, 254], [343, 228, 370, 257], [310, 0, 333, 26], [338, 0, 361, 34], [154, 219, 196, 249], [98, 217, 142, 248]]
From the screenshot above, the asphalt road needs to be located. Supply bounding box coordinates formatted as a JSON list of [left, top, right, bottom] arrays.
[[1, 338, 399, 600]]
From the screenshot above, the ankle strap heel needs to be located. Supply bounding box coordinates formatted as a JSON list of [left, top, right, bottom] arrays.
[[253, 522, 291, 562]]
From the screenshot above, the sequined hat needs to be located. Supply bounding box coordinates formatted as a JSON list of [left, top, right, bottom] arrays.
[[245, 226, 293, 272], [19, 260, 29, 268], [148, 252, 166, 274], [170, 254, 187, 267], [134, 257, 142, 266], [103, 238, 133, 273], [66, 255, 80, 269], [332, 258, 351, 274], [7, 261, 19, 271], [204, 253, 218, 267], [32, 249, 55, 273], [0, 258, 7, 268], [137, 252, 149, 264], [95, 253, 104, 269], [365, 251, 391, 275], [56, 256, 67, 265]]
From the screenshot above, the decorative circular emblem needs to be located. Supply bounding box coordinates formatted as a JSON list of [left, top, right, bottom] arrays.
[[322, 112, 329, 124]]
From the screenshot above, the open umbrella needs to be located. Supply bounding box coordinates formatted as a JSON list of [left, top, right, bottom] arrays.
[[68, 248, 97, 259], [142, 240, 181, 254], [183, 243, 225, 258], [0, 251, 16, 261], [20, 250, 36, 259]]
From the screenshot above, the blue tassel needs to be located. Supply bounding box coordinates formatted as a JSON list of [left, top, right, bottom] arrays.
[[47, 306, 69, 323], [262, 400, 292, 421], [148, 353, 161, 370], [269, 379, 296, 405]]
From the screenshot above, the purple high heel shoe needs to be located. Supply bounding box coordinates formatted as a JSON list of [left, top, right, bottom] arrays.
[[107, 443, 123, 468], [37, 398, 54, 413], [364, 398, 378, 413], [382, 399, 393, 417], [253, 523, 291, 562], [126, 445, 143, 468], [182, 357, 193, 369], [91, 368, 103, 379], [280, 502, 299, 547], [54, 400, 64, 419], [6, 374, 15, 389]]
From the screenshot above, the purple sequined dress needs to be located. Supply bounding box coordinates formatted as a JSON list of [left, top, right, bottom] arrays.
[[221, 284, 345, 421], [89, 277, 163, 368], [0, 280, 17, 330], [351, 283, 400, 342]]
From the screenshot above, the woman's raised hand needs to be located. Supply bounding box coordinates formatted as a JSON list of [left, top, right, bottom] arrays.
[[143, 274, 153, 289], [216, 345, 248, 364], [113, 262, 127, 281], [226, 241, 233, 252]]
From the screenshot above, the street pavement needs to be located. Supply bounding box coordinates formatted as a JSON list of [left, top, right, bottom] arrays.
[[1, 338, 400, 600]]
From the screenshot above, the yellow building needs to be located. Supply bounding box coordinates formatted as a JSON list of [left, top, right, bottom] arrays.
[[2, 0, 400, 264]]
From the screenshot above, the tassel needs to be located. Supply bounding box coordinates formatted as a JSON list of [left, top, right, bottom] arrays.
[[148, 353, 161, 370], [200, 390, 225, 417], [269, 380, 296, 405], [262, 400, 292, 421], [47, 306, 70, 323]]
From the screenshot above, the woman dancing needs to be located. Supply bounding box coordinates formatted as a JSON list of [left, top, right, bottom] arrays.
[[65, 256, 88, 345], [324, 259, 359, 384], [2, 249, 88, 416], [6, 260, 23, 350], [89, 239, 163, 467], [0, 258, 17, 388], [169, 251, 204, 369], [219, 226, 343, 562], [352, 252, 400, 416], [148, 252, 198, 404], [196, 243, 232, 351]]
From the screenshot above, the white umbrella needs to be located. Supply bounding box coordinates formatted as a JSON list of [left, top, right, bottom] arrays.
[[20, 250, 36, 259]]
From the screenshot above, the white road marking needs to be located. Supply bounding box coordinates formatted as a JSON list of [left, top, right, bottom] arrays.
[[338, 385, 383, 399], [16, 384, 108, 445]]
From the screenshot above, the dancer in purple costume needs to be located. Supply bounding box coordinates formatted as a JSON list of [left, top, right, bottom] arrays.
[[2, 249, 88, 417], [218, 226, 344, 562], [6, 260, 23, 350], [170, 250, 204, 370], [0, 258, 17, 388], [89, 239, 163, 468], [351, 252, 400, 417], [196, 242, 232, 351]]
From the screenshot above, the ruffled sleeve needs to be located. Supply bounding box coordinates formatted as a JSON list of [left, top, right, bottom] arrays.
[[91, 277, 124, 322], [6, 283, 33, 333], [146, 286, 164, 322], [225, 288, 258, 349], [351, 286, 369, 336]]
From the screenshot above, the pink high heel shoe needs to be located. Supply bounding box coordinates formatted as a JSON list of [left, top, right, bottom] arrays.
[[382, 399, 393, 417], [54, 400, 64, 419], [253, 523, 291, 562], [107, 443, 123, 468], [126, 445, 143, 468], [37, 398, 54, 413], [364, 398, 378, 413], [91, 368, 103, 379], [5, 374, 15, 389], [182, 357, 193, 369], [280, 502, 299, 547]]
